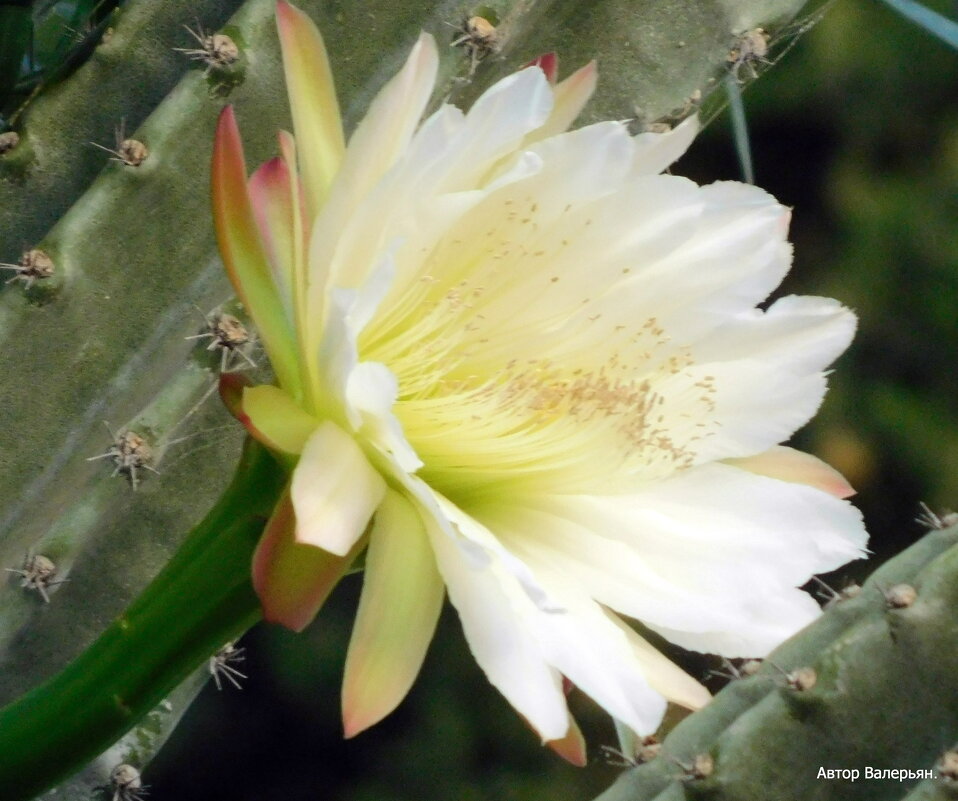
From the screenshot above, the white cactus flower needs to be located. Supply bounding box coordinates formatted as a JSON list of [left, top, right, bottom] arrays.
[[212, 1, 867, 762]]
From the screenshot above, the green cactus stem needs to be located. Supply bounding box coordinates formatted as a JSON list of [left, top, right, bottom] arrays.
[[0, 438, 284, 801]]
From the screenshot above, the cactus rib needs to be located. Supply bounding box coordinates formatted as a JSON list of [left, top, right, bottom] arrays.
[[0, 439, 283, 801]]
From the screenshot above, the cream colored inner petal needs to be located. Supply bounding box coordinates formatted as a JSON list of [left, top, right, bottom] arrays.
[[356, 180, 724, 506], [359, 270, 714, 506], [353, 130, 821, 508]]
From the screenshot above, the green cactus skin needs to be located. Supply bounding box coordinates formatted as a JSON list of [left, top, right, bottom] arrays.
[[593, 525, 958, 801], [0, 0, 814, 795], [899, 756, 958, 801], [0, 438, 283, 801], [0, 0, 249, 253]]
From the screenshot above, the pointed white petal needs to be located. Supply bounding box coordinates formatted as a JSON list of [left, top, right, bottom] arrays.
[[632, 114, 699, 174], [334, 33, 438, 214], [306, 34, 438, 305], [311, 65, 553, 303], [526, 60, 597, 143], [489, 504, 735, 631], [342, 490, 443, 736], [645, 588, 825, 657], [649, 358, 830, 466], [603, 612, 711, 710], [611, 181, 793, 343], [424, 512, 570, 741], [509, 563, 669, 735], [313, 250, 396, 415], [446, 66, 554, 184], [503, 461, 866, 656], [433, 493, 564, 613], [290, 421, 386, 555], [346, 361, 423, 472], [693, 295, 857, 372]]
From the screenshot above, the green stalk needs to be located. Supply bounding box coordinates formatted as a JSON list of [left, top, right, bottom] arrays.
[[0, 438, 285, 801]]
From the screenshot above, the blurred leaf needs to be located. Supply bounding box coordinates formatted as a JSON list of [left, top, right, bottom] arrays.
[[0, 6, 31, 102]]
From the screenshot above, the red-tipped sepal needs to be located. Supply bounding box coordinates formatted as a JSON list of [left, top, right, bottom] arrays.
[[252, 486, 364, 632], [212, 107, 300, 395], [525, 52, 558, 83]]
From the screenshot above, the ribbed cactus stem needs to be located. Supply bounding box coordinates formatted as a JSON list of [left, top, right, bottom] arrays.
[[0, 439, 283, 801]]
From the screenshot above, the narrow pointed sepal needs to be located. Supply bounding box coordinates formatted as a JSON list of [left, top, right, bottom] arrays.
[[725, 446, 856, 499], [248, 156, 298, 308], [524, 52, 558, 83], [546, 712, 587, 766], [219, 372, 253, 423], [212, 107, 300, 395], [342, 490, 444, 737], [275, 0, 345, 214], [252, 486, 363, 632]]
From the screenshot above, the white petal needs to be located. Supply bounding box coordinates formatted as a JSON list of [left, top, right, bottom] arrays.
[[306, 34, 438, 301], [632, 115, 699, 175], [524, 60, 597, 143], [439, 175, 790, 377], [442, 66, 554, 187], [346, 361, 422, 472], [692, 295, 856, 373], [543, 181, 793, 372], [423, 511, 570, 741], [508, 461, 866, 656], [490, 503, 734, 630], [645, 589, 825, 657], [314, 250, 395, 411], [456, 171, 702, 354], [381, 124, 702, 367], [308, 68, 554, 327], [649, 358, 830, 466], [332, 33, 438, 217], [290, 421, 387, 555], [342, 489, 443, 736], [433, 492, 564, 613], [614, 181, 792, 343], [643, 296, 856, 465], [604, 612, 711, 710], [508, 562, 669, 735]]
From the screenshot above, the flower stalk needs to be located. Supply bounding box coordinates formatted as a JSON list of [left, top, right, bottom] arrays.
[[0, 439, 286, 801]]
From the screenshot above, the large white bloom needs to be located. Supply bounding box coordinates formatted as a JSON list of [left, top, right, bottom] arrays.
[[213, 1, 867, 762]]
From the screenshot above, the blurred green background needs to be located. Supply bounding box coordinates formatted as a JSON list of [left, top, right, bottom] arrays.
[[6, 0, 958, 798]]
